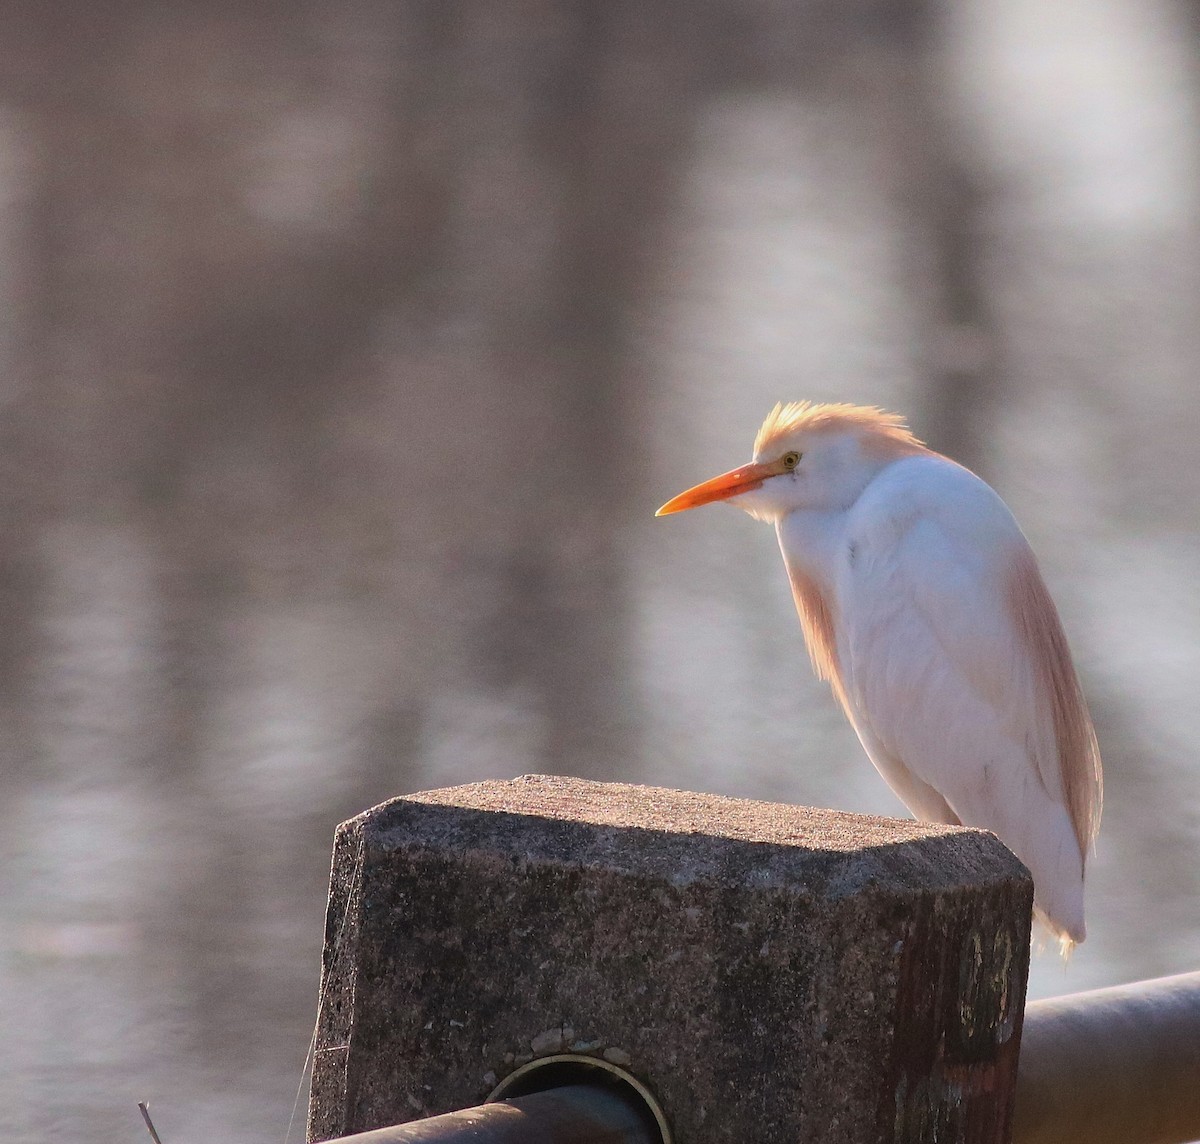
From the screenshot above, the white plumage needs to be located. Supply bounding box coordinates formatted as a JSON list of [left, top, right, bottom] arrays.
[[657, 402, 1103, 952]]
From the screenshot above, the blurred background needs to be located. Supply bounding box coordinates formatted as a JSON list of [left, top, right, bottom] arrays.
[[1, 0, 1198, 1140]]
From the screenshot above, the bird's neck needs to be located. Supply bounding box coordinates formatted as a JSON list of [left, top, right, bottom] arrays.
[[774, 508, 847, 597]]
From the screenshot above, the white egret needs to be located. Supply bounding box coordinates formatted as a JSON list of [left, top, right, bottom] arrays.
[[657, 402, 1102, 952]]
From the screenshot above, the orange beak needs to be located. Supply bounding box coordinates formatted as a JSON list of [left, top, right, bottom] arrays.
[[655, 460, 778, 516]]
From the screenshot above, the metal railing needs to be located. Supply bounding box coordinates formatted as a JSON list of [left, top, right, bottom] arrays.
[[1014, 970, 1200, 1144], [321, 1084, 660, 1144]]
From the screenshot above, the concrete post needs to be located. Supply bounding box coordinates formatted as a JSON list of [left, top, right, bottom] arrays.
[[308, 775, 1032, 1143]]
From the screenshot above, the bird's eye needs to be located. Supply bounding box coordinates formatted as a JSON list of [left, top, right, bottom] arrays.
[[782, 451, 801, 470]]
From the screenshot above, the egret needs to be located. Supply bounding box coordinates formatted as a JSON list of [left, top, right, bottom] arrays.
[[657, 402, 1102, 951]]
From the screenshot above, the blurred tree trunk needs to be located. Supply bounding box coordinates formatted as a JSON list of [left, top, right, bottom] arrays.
[[470, 2, 708, 778], [858, 0, 1002, 474]]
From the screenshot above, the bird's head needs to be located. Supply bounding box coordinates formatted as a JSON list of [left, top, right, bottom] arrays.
[[656, 402, 926, 522]]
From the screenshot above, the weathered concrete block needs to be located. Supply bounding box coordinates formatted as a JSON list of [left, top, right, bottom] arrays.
[[308, 775, 1032, 1143]]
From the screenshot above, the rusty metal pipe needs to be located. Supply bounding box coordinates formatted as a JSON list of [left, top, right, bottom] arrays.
[[321, 1083, 662, 1143], [1014, 970, 1200, 1144]]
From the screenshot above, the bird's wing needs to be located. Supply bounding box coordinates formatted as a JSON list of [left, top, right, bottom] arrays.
[[832, 466, 1101, 942]]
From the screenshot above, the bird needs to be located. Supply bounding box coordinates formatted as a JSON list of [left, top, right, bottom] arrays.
[[656, 402, 1102, 952]]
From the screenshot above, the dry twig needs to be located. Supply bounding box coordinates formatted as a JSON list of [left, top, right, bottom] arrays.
[[138, 1101, 165, 1144]]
